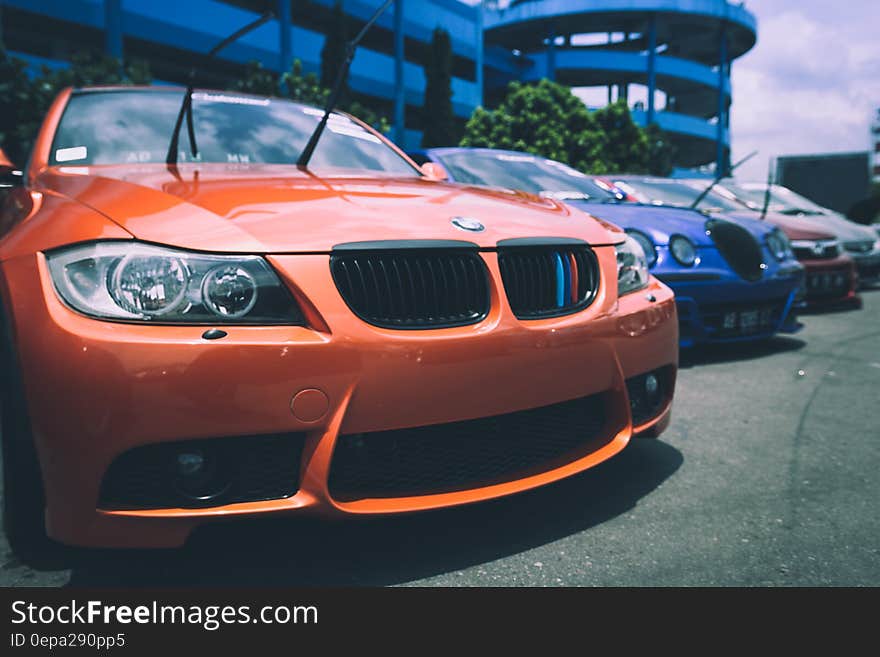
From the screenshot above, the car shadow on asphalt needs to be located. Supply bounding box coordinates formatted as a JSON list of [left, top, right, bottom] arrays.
[[679, 336, 806, 369], [65, 438, 683, 587]]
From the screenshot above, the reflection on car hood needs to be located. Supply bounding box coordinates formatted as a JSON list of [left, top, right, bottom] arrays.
[[724, 209, 876, 243], [566, 200, 775, 246], [37, 164, 619, 252], [721, 211, 836, 241]]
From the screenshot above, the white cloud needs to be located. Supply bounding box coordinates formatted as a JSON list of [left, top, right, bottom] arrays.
[[731, 3, 880, 180]]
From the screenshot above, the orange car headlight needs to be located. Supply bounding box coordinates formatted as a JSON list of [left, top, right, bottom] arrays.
[[45, 241, 304, 325], [616, 235, 649, 296]]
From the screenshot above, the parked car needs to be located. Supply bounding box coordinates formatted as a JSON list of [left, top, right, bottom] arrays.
[[410, 148, 805, 347], [711, 181, 880, 287], [0, 87, 679, 562], [609, 176, 861, 309]]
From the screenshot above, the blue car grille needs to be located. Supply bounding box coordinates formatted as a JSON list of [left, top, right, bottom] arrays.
[[497, 241, 600, 319], [706, 219, 765, 282]]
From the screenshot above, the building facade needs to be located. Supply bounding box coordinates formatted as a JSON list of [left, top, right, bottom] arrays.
[[1, 0, 756, 172]]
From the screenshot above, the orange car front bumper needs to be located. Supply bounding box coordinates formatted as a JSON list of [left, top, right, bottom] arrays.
[[4, 248, 678, 548]]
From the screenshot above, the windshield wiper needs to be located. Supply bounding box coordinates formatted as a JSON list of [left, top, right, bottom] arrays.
[[688, 150, 757, 210], [297, 0, 393, 169], [779, 208, 820, 216], [166, 10, 275, 166]]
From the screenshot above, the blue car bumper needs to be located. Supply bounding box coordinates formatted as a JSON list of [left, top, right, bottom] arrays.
[[658, 272, 804, 347]]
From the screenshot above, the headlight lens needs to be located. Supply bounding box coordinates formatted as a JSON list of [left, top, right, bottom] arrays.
[[46, 242, 303, 324], [766, 229, 791, 261], [626, 229, 657, 267], [669, 234, 697, 266], [616, 235, 650, 296]]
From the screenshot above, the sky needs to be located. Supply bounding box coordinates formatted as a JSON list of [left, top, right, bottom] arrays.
[[472, 0, 879, 178], [730, 0, 880, 180]]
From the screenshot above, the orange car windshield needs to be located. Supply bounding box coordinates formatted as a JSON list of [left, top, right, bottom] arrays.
[[49, 89, 419, 175]]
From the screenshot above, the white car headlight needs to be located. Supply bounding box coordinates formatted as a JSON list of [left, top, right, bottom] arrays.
[[46, 241, 303, 324], [616, 235, 650, 296], [625, 229, 657, 267]]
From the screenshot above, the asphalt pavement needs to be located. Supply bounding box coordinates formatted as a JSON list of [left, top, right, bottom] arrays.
[[2, 289, 878, 587]]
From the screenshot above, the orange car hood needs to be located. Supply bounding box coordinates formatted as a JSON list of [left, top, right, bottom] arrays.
[[38, 164, 617, 253]]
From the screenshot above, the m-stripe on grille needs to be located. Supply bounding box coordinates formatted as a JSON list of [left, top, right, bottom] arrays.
[[497, 239, 600, 318]]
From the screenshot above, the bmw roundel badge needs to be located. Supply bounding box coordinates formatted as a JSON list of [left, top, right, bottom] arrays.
[[451, 217, 485, 232]]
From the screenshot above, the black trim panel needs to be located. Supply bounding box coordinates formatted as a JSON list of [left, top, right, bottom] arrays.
[[496, 237, 588, 248], [332, 239, 480, 252]]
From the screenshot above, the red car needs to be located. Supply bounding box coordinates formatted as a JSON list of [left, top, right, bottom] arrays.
[[603, 176, 861, 309]]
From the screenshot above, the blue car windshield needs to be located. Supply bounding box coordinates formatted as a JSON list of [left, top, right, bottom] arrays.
[[434, 151, 616, 200], [614, 178, 745, 212], [615, 178, 744, 212], [49, 89, 419, 175]]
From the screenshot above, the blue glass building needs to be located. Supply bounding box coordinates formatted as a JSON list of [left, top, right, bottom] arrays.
[[1, 0, 756, 172]]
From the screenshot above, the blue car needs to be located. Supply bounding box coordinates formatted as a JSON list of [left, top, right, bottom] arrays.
[[410, 148, 805, 347]]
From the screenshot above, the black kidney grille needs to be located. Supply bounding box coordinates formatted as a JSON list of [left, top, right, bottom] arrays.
[[706, 219, 764, 282], [331, 250, 490, 329], [498, 245, 599, 318], [328, 393, 610, 501], [98, 433, 305, 510]]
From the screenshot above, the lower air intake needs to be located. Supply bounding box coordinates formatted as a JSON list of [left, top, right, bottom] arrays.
[[329, 393, 610, 501], [98, 433, 305, 510]]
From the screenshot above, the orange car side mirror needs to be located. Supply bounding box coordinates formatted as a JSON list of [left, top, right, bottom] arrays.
[[0, 148, 23, 188], [0, 148, 14, 170], [421, 162, 449, 182]]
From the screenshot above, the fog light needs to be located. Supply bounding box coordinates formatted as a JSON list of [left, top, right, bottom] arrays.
[[645, 373, 660, 400], [173, 449, 230, 501], [176, 451, 206, 476]]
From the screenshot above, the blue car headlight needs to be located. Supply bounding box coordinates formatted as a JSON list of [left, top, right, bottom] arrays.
[[625, 229, 657, 267], [669, 235, 697, 266], [46, 241, 304, 324], [766, 229, 792, 261], [616, 235, 650, 296]]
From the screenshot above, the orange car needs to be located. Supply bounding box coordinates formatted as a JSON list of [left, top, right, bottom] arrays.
[[0, 87, 677, 561]]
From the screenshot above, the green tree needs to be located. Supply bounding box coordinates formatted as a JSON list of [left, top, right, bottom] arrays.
[[591, 100, 649, 173], [320, 1, 350, 106], [0, 46, 34, 165], [281, 59, 329, 107], [229, 60, 279, 97], [461, 79, 607, 173], [462, 80, 677, 174], [421, 27, 456, 147], [643, 122, 676, 177], [0, 48, 150, 166]]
